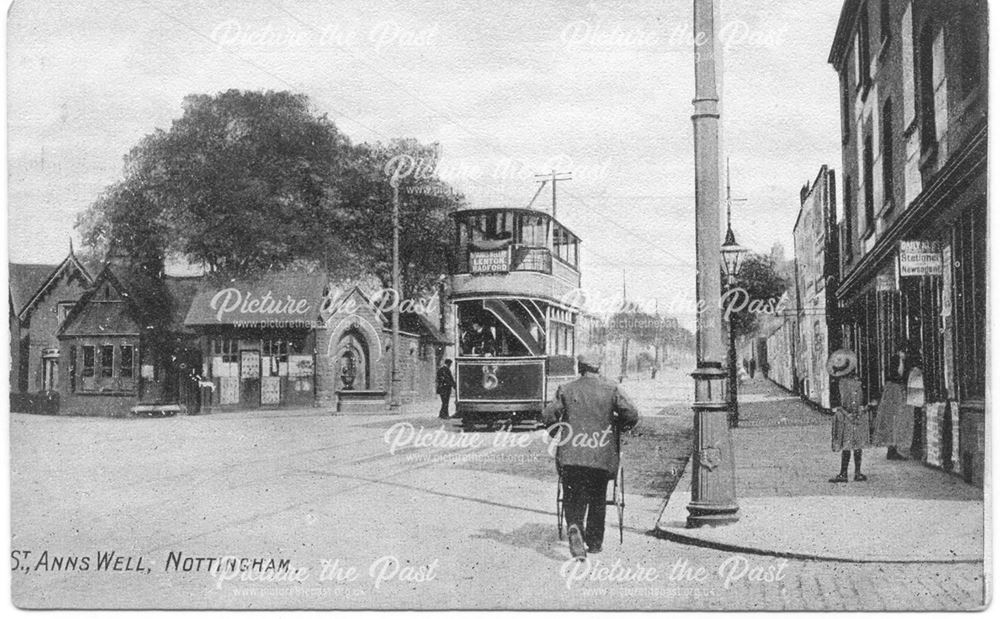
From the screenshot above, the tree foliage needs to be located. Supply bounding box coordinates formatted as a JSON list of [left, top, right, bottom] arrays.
[[77, 89, 462, 296], [341, 139, 463, 297], [721, 252, 789, 338]]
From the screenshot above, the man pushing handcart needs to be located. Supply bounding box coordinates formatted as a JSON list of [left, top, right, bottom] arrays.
[[542, 351, 639, 561]]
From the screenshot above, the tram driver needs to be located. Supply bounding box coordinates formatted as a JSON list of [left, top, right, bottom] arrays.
[[461, 320, 497, 356]]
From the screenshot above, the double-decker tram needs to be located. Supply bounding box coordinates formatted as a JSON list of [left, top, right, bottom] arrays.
[[450, 207, 581, 430]]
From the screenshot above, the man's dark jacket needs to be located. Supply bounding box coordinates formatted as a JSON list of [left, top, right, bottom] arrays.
[[436, 365, 456, 395], [541, 373, 639, 475]]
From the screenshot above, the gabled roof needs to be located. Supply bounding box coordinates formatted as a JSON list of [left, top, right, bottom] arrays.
[[184, 270, 330, 326], [327, 285, 449, 344], [58, 263, 195, 337], [323, 285, 388, 326], [59, 299, 140, 337], [9, 263, 58, 316], [10, 250, 94, 320]]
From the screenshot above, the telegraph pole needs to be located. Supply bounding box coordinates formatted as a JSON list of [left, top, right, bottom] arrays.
[[389, 183, 402, 410], [686, 0, 739, 527], [533, 170, 571, 219], [654, 299, 660, 372]]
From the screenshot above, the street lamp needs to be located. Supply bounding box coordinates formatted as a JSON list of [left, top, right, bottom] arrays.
[[721, 225, 747, 427], [686, 0, 739, 528]]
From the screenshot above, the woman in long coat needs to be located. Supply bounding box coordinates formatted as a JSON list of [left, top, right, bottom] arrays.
[[872, 345, 916, 459], [828, 350, 871, 482]]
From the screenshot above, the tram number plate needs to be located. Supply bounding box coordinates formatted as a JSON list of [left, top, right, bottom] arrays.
[[470, 250, 508, 273]]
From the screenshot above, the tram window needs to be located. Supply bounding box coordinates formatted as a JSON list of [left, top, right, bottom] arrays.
[[549, 323, 575, 356], [458, 300, 547, 357], [466, 212, 513, 243], [553, 225, 576, 265], [517, 214, 547, 247]]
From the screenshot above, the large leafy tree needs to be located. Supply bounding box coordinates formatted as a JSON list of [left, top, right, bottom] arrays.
[[721, 252, 789, 338], [77, 89, 461, 293], [341, 139, 463, 298]]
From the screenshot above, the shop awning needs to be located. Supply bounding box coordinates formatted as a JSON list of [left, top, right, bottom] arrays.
[[184, 271, 330, 327]]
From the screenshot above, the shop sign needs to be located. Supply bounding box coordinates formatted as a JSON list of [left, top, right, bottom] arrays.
[[899, 240, 942, 277], [470, 250, 508, 274]]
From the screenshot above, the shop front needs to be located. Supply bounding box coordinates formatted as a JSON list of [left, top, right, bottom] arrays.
[[837, 198, 986, 486], [184, 271, 328, 413], [198, 328, 318, 411]]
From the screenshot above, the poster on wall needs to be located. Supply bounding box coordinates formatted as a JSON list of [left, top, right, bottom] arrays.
[[219, 377, 239, 405], [899, 240, 943, 276], [261, 377, 281, 405], [240, 351, 261, 379], [289, 355, 314, 377]]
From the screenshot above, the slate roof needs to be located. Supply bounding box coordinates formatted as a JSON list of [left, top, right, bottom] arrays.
[[9, 263, 59, 316], [59, 300, 139, 337], [59, 263, 205, 337], [400, 312, 451, 345], [9, 252, 94, 319], [184, 270, 330, 326]]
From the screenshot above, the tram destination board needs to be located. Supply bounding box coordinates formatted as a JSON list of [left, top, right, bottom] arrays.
[[469, 249, 509, 274]]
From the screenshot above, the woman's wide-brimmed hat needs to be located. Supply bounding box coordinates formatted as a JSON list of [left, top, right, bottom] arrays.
[[826, 349, 858, 378]]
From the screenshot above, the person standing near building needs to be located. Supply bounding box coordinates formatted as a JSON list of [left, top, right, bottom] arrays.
[[873, 344, 916, 460], [905, 346, 926, 459], [542, 352, 639, 560], [436, 359, 456, 419], [827, 349, 870, 482]]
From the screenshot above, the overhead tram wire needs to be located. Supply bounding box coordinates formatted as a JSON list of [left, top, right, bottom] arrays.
[[144, 1, 697, 277], [266, 0, 698, 270]]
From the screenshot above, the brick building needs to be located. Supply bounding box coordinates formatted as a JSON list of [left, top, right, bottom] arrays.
[[183, 275, 449, 413], [11, 258, 449, 417], [8, 249, 93, 404], [791, 166, 841, 409], [829, 0, 987, 484], [56, 262, 201, 417]]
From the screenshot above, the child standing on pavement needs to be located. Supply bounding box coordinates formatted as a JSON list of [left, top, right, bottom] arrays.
[[826, 349, 871, 482]]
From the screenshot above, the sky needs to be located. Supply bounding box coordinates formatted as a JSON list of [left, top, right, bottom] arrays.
[[5, 0, 845, 327]]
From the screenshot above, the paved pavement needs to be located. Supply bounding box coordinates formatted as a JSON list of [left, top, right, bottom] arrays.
[[656, 377, 985, 565], [8, 368, 989, 609]]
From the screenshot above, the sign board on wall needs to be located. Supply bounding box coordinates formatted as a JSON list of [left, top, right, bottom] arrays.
[[240, 351, 261, 379], [899, 240, 942, 276], [469, 250, 508, 274]]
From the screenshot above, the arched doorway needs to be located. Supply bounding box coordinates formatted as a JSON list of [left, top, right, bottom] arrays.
[[334, 329, 369, 391]]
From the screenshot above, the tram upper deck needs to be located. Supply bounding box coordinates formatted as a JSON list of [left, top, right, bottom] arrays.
[[450, 208, 581, 303]]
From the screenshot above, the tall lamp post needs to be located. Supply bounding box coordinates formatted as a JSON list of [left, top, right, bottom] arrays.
[[721, 225, 747, 428], [389, 182, 402, 410], [686, 0, 739, 528]]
